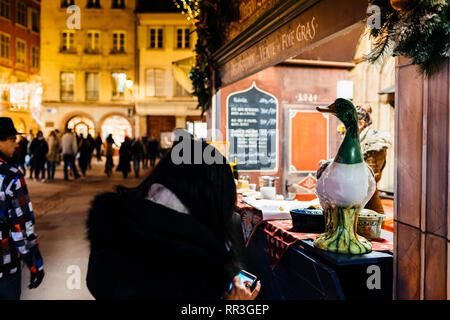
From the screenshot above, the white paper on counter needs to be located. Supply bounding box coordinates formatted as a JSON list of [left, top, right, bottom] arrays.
[[241, 198, 317, 221]]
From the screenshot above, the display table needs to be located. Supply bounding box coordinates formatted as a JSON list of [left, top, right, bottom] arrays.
[[235, 199, 394, 300]]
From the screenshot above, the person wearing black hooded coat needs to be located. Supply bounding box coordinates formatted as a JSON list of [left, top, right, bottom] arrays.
[[86, 132, 260, 300]]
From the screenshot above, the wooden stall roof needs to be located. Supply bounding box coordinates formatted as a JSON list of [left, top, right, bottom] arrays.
[[213, 0, 368, 88]]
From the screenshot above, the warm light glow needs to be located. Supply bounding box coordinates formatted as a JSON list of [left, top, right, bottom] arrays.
[[67, 116, 96, 138], [125, 79, 133, 89], [101, 115, 132, 145], [173, 0, 200, 23], [0, 82, 43, 127]]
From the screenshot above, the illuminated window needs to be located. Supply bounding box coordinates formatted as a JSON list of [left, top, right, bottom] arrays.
[[101, 116, 132, 145], [176, 28, 190, 49], [61, 0, 75, 8], [16, 1, 27, 27], [112, 31, 125, 53], [149, 28, 163, 49], [67, 116, 96, 138], [175, 82, 191, 97], [86, 31, 100, 53], [60, 72, 74, 101], [146, 69, 165, 97], [111, 0, 125, 9], [0, 33, 10, 59], [85, 72, 99, 101], [86, 0, 100, 9], [31, 9, 40, 32], [16, 39, 26, 65], [1, 0, 10, 19], [61, 30, 75, 52], [111, 72, 126, 100], [31, 46, 39, 69]]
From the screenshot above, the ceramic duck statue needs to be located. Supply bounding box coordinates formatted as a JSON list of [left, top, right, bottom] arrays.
[[314, 98, 376, 254]]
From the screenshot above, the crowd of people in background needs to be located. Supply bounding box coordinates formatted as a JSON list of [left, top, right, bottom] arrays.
[[11, 129, 161, 182]]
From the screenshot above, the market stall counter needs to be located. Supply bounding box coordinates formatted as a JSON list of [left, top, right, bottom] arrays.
[[235, 195, 393, 300]]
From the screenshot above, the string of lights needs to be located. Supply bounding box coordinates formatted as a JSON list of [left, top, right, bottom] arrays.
[[172, 0, 200, 22]]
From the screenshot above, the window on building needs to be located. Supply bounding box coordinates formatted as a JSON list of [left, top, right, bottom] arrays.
[[16, 1, 27, 27], [61, 30, 75, 52], [86, 31, 100, 53], [146, 69, 165, 97], [175, 82, 191, 97], [16, 39, 26, 64], [1, 0, 10, 19], [176, 28, 191, 49], [149, 28, 163, 49], [60, 72, 74, 101], [111, 72, 126, 100], [0, 33, 10, 59], [112, 31, 125, 53], [111, 0, 125, 9], [30, 9, 39, 32], [85, 72, 99, 101], [31, 46, 39, 69], [1, 87, 9, 103], [61, 0, 75, 8], [86, 0, 100, 9]]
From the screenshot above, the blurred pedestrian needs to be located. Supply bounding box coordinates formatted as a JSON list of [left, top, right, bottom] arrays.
[[104, 134, 115, 177], [117, 136, 132, 179], [87, 134, 95, 170], [94, 134, 103, 162], [46, 130, 60, 181], [131, 137, 144, 178], [61, 128, 80, 181], [15, 135, 28, 175], [142, 136, 148, 169], [147, 135, 159, 168], [0, 117, 45, 300], [29, 131, 48, 182], [78, 135, 91, 177], [26, 133, 35, 180]]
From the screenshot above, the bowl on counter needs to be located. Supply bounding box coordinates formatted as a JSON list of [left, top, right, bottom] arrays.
[[290, 208, 325, 233], [357, 209, 386, 240]]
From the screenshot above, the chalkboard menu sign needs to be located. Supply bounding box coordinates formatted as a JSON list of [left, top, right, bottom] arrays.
[[227, 82, 278, 171]]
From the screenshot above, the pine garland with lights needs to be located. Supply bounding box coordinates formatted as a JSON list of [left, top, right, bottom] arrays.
[[367, 0, 450, 75], [174, 0, 238, 115]]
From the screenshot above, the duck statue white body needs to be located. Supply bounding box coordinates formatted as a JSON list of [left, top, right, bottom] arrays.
[[314, 99, 376, 254]]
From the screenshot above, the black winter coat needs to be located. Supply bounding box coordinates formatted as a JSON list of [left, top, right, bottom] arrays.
[[86, 192, 233, 300]]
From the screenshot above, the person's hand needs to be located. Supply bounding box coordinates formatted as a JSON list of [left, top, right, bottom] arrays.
[[29, 270, 44, 289], [224, 275, 261, 300]]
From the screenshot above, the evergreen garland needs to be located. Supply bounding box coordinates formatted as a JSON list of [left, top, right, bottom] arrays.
[[367, 0, 450, 75], [174, 0, 237, 115]]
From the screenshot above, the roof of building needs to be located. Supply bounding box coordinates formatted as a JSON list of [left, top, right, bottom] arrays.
[[136, 0, 180, 13]]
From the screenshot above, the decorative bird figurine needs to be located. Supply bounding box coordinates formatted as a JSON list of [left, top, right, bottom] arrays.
[[314, 98, 376, 254]]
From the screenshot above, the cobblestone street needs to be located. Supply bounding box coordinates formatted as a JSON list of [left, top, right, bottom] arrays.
[[20, 158, 151, 300]]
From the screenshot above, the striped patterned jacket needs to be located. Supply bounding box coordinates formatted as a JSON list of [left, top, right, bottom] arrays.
[[0, 158, 43, 279]]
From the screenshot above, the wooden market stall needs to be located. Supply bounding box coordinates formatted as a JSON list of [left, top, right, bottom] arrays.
[[204, 0, 449, 300]]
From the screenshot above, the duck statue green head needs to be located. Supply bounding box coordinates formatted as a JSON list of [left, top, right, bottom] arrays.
[[314, 98, 375, 255], [317, 98, 363, 165]]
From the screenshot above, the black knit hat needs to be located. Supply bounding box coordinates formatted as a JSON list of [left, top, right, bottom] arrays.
[[0, 117, 23, 139]]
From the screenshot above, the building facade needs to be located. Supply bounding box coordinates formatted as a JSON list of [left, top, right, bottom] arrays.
[[135, 10, 204, 142], [40, 0, 136, 143], [0, 0, 41, 134]]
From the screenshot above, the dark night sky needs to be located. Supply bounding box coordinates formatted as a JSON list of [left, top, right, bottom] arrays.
[[136, 0, 181, 13]]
